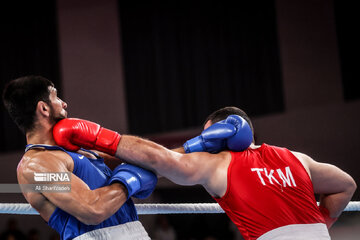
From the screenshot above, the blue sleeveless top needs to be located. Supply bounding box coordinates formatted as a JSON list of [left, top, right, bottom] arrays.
[[25, 144, 138, 240]]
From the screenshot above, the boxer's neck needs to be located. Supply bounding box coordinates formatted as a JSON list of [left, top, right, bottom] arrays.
[[26, 121, 56, 146]]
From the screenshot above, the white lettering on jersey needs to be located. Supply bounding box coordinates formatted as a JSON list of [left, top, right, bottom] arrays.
[[251, 166, 296, 187], [277, 166, 297, 187], [251, 168, 266, 185], [264, 168, 280, 185]]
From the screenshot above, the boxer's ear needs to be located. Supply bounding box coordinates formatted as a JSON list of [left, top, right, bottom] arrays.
[[37, 101, 50, 117]]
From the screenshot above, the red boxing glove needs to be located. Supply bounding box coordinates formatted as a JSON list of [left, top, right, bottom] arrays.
[[319, 206, 338, 229], [53, 118, 121, 156]]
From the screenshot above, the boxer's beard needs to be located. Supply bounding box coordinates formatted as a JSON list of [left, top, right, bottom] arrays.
[[49, 105, 67, 124]]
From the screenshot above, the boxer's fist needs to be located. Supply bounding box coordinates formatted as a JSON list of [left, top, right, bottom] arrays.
[[53, 118, 121, 155], [109, 163, 157, 199], [183, 121, 235, 153], [183, 115, 252, 153], [319, 206, 338, 229], [224, 115, 253, 151]]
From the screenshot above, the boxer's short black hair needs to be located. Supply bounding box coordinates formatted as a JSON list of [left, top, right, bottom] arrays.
[[204, 106, 254, 135], [2, 75, 54, 133]]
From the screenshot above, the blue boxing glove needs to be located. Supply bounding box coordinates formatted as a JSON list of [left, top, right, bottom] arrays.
[[224, 115, 253, 151], [108, 163, 157, 199], [183, 115, 253, 153], [183, 121, 236, 153]]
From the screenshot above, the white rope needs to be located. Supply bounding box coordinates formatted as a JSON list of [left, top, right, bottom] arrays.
[[0, 202, 359, 215], [136, 203, 225, 214], [0, 203, 38, 215]]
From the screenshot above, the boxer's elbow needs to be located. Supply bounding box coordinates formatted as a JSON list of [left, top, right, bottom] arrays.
[[339, 173, 357, 200], [352, 180, 357, 193], [346, 177, 357, 198]]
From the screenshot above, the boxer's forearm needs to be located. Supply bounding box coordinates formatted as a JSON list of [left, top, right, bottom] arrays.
[[76, 183, 128, 225], [115, 135, 203, 185], [41, 174, 129, 225], [115, 135, 177, 173], [318, 186, 355, 229], [319, 183, 356, 218]]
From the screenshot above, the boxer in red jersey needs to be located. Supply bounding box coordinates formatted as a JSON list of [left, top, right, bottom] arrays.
[[53, 106, 357, 240]]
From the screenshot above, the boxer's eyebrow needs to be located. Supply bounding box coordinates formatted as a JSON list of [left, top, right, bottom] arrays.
[[49, 86, 58, 95]]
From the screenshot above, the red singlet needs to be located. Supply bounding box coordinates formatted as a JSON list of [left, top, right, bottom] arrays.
[[214, 144, 326, 239]]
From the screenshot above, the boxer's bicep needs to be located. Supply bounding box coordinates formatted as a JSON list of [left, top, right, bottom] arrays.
[[163, 151, 223, 186], [306, 157, 355, 195]]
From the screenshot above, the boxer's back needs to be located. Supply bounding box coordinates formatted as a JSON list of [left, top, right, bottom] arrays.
[[214, 144, 328, 239]]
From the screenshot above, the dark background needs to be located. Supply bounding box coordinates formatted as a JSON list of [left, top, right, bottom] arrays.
[[0, 0, 359, 239]]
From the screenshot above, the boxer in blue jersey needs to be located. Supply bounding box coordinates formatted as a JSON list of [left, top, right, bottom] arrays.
[[2, 76, 156, 240]]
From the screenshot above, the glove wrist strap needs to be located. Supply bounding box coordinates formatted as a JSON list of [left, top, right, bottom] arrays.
[[183, 136, 205, 153], [96, 128, 121, 155]]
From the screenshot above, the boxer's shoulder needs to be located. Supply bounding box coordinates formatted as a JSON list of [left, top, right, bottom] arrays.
[[202, 151, 232, 198], [20, 148, 74, 174]]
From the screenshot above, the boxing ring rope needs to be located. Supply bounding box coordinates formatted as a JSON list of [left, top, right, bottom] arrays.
[[0, 202, 360, 215]]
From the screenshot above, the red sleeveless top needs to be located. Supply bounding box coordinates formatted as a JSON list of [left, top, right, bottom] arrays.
[[214, 144, 325, 240]]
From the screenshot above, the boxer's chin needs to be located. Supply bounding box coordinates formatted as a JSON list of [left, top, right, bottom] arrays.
[[49, 107, 67, 124]]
